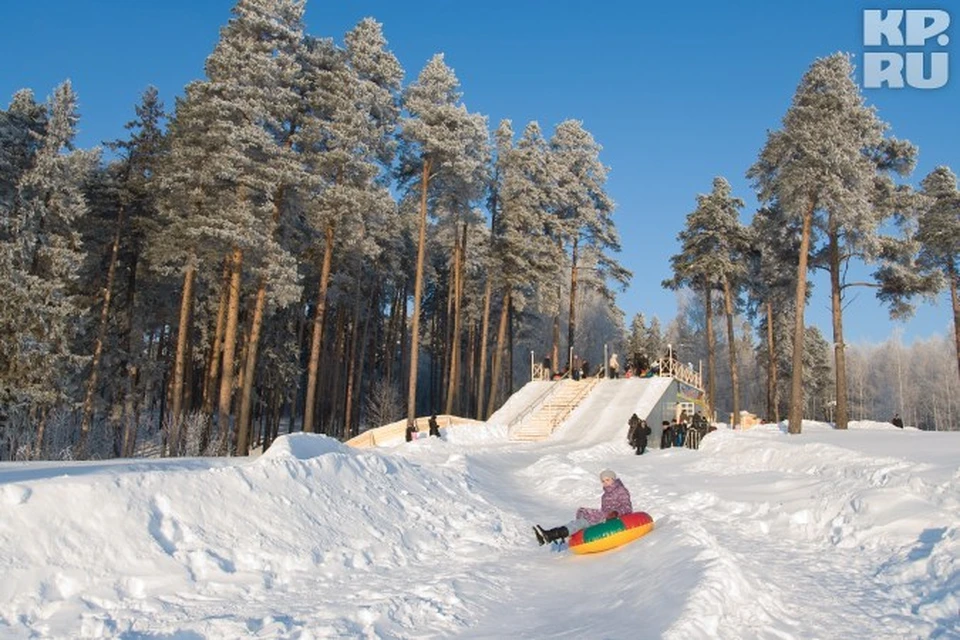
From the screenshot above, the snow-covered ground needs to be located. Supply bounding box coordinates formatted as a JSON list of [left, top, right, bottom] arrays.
[[1, 380, 957, 639]]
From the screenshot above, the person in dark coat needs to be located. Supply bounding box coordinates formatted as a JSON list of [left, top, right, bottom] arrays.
[[428, 414, 441, 437], [660, 420, 673, 449], [405, 422, 419, 442], [891, 413, 904, 428], [627, 413, 651, 455], [533, 469, 633, 545]]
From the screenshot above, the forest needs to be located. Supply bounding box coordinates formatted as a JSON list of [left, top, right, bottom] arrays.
[[1, 0, 957, 461]]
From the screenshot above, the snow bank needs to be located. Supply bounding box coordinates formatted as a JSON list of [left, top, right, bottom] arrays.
[[0, 415, 956, 638]]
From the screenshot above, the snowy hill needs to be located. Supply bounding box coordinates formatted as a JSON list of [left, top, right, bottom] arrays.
[[0, 414, 957, 638]]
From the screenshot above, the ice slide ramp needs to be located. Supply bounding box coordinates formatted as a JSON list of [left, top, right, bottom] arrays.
[[495, 377, 673, 444], [548, 377, 673, 447]]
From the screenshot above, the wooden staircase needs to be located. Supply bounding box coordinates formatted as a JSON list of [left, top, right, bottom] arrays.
[[509, 378, 600, 441]]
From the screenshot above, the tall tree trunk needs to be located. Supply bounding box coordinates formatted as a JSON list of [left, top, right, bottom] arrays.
[[407, 158, 432, 429], [236, 278, 267, 455], [303, 223, 335, 433], [705, 286, 717, 419], [553, 237, 563, 369], [476, 278, 492, 419], [121, 363, 141, 458], [949, 263, 960, 383], [766, 301, 779, 423], [466, 323, 476, 417], [354, 285, 377, 437], [567, 237, 579, 362], [121, 249, 142, 458], [168, 263, 196, 455], [328, 306, 348, 435], [34, 407, 49, 461], [445, 224, 467, 415], [384, 287, 401, 387], [343, 272, 363, 439], [789, 197, 816, 435], [217, 247, 243, 454], [441, 233, 457, 412], [202, 260, 231, 416], [723, 277, 740, 427], [78, 206, 125, 458], [486, 289, 510, 419], [508, 295, 515, 397], [828, 217, 848, 429]]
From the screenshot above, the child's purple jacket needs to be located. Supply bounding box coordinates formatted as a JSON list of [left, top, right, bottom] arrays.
[[575, 478, 633, 525]]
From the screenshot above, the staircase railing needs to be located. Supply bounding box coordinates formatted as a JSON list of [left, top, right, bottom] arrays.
[[506, 380, 566, 432]]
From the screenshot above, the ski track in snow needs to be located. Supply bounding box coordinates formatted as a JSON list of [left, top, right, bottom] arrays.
[[0, 381, 957, 639]]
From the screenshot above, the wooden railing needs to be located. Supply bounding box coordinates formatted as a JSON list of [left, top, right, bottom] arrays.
[[509, 378, 600, 441]]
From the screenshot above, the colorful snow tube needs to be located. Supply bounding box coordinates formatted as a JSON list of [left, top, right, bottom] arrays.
[[568, 511, 654, 555]]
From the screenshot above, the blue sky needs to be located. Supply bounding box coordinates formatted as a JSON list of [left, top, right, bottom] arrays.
[[2, 0, 956, 345]]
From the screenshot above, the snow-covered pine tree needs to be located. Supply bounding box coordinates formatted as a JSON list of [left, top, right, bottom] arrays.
[[399, 54, 488, 427], [548, 120, 629, 367], [152, 0, 305, 455], [876, 166, 960, 383], [663, 177, 747, 422], [747, 203, 801, 423], [109, 87, 168, 457], [626, 313, 647, 369], [0, 81, 98, 457], [748, 53, 912, 434], [75, 87, 168, 458], [483, 120, 555, 417], [297, 18, 402, 435]]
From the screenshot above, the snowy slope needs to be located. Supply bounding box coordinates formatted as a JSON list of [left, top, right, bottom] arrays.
[[0, 415, 957, 638]]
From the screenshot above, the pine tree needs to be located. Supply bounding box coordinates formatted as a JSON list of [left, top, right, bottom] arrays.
[[399, 54, 488, 427], [484, 120, 554, 417], [877, 166, 960, 382], [0, 81, 98, 456], [549, 120, 629, 365], [748, 53, 911, 433], [664, 177, 747, 421], [76, 87, 168, 458], [298, 19, 402, 435], [151, 0, 306, 455], [747, 204, 801, 423]]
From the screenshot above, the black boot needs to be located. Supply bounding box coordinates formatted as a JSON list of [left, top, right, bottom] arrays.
[[543, 526, 569, 543], [533, 525, 546, 546]]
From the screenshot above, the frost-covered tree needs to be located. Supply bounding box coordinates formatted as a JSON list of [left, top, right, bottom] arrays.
[[151, 0, 305, 455], [748, 53, 912, 434], [549, 120, 629, 366], [876, 166, 960, 382], [484, 120, 553, 417], [298, 19, 402, 435], [747, 204, 801, 422], [399, 54, 488, 427], [664, 177, 748, 419], [76, 87, 167, 458], [0, 81, 98, 456]]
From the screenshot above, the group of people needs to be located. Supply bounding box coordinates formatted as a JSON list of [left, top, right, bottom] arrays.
[[405, 414, 442, 442], [660, 410, 710, 449]]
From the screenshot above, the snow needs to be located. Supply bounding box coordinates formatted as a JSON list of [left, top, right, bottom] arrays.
[[0, 380, 957, 639]]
